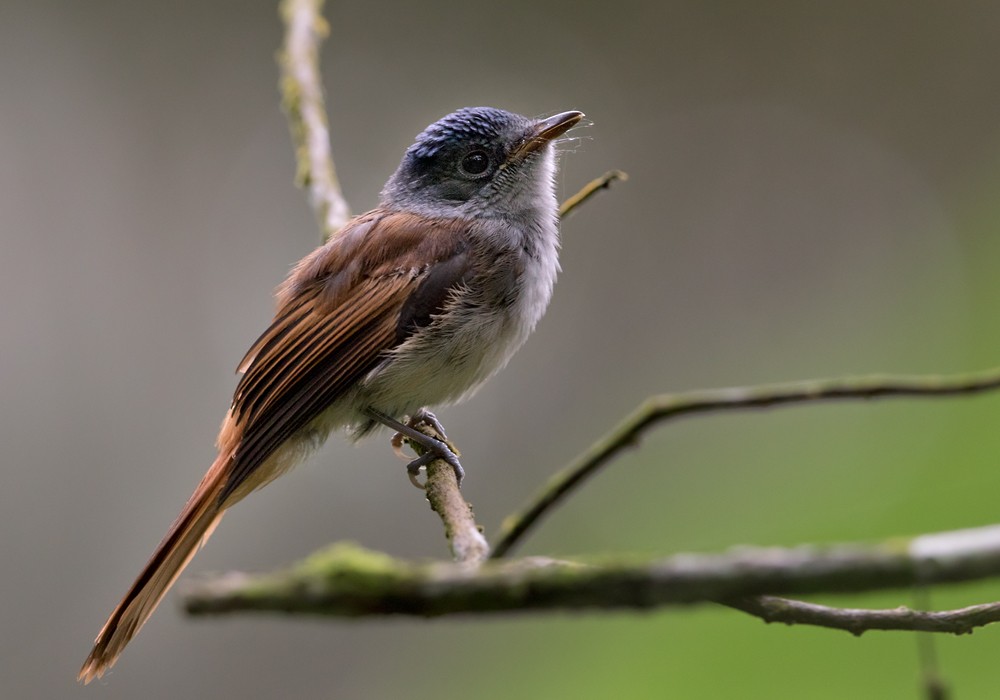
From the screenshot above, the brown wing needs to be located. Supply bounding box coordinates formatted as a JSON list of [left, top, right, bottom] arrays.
[[218, 210, 473, 502], [79, 210, 475, 682]]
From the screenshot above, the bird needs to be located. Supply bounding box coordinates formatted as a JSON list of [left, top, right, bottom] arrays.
[[78, 106, 584, 682]]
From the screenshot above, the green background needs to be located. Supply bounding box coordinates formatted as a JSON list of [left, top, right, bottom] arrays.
[[4, 1, 1000, 697]]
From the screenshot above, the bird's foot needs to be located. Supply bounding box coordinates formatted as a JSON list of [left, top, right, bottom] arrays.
[[367, 407, 464, 488]]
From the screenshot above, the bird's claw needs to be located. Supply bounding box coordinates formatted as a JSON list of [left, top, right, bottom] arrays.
[[409, 408, 449, 441], [370, 407, 462, 489], [401, 432, 464, 488]]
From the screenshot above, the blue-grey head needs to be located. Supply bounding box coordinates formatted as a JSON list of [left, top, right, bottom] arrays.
[[381, 107, 583, 218]]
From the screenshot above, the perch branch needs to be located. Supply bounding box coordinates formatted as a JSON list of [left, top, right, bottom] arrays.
[[182, 524, 1000, 634], [400, 420, 490, 565], [279, 0, 351, 240], [424, 459, 489, 565], [490, 367, 1000, 559]]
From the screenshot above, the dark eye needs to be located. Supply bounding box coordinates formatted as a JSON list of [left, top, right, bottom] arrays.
[[459, 150, 491, 177]]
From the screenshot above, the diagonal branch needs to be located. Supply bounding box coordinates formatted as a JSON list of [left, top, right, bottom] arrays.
[[489, 368, 1000, 559], [278, 0, 351, 240], [559, 170, 627, 219]]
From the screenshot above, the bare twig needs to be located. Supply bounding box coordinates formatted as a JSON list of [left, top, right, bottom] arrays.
[[279, 0, 350, 240], [724, 595, 1000, 636], [490, 368, 1000, 559], [182, 524, 1000, 630], [559, 170, 628, 219]]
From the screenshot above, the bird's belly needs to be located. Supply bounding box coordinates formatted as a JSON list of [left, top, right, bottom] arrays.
[[354, 304, 529, 422]]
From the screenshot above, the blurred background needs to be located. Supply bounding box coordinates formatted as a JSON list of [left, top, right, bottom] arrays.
[[4, 1, 1000, 697]]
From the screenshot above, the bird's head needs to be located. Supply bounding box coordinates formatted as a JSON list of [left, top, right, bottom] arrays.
[[381, 107, 583, 219]]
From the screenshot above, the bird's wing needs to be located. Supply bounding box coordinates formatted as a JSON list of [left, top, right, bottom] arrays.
[[220, 210, 473, 502]]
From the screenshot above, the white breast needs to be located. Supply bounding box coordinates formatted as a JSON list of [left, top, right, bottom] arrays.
[[341, 148, 562, 431]]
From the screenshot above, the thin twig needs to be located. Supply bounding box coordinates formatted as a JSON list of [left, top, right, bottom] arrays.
[[724, 595, 1000, 636], [279, 0, 351, 240], [490, 368, 1000, 559], [559, 170, 627, 219], [182, 524, 1000, 631]]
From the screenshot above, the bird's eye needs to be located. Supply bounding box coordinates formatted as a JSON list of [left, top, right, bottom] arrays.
[[459, 150, 491, 177]]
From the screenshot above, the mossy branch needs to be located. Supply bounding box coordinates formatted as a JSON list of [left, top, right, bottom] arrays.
[[183, 525, 1000, 636]]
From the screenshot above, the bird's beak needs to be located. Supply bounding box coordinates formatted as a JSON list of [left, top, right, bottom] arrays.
[[512, 110, 585, 159]]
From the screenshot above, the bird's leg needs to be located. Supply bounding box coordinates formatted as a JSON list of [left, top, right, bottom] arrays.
[[364, 407, 464, 487]]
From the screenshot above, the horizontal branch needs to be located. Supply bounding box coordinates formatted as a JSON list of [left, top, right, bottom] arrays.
[[490, 367, 1000, 559], [182, 525, 1000, 634], [725, 595, 1000, 636]]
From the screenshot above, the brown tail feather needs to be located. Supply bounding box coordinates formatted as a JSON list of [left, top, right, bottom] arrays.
[[78, 453, 231, 684]]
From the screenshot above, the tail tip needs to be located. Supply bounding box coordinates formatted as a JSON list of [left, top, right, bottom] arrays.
[[78, 649, 113, 685]]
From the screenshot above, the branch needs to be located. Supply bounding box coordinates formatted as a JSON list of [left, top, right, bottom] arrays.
[[278, 0, 350, 240], [725, 595, 1000, 635], [489, 368, 1000, 559], [559, 170, 628, 219], [401, 420, 490, 566], [182, 525, 1000, 631]]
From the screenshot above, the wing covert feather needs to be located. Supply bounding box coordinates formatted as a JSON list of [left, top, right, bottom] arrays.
[[219, 210, 474, 502]]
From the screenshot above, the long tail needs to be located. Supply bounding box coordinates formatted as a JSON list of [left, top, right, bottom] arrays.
[[78, 453, 231, 684]]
